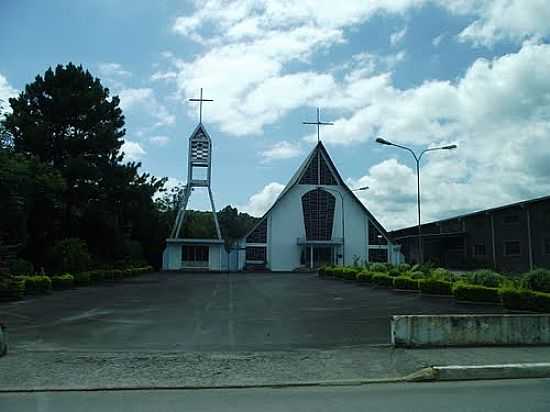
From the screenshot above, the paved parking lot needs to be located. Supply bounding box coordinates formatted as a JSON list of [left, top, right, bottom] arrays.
[[0, 272, 505, 352]]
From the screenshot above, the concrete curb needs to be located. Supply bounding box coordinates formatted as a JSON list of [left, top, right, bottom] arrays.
[[0, 378, 403, 393], [405, 363, 550, 382]]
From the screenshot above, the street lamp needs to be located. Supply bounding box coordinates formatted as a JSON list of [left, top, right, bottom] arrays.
[[323, 186, 369, 267], [375, 137, 457, 264]]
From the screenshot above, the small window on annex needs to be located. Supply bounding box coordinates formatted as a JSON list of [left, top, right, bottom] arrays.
[[473, 243, 487, 257], [504, 241, 521, 257], [369, 248, 388, 263], [182, 245, 209, 262]]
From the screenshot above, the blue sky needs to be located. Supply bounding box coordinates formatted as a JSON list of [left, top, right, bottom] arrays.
[[2, 0, 550, 229]]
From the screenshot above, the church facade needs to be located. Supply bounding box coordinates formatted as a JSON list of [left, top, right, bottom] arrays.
[[238, 142, 402, 272]]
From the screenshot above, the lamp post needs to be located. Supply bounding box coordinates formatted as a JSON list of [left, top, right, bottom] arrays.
[[323, 186, 369, 266], [375, 137, 457, 264]]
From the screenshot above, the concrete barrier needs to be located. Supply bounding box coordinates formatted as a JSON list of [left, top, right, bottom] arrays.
[[392, 314, 550, 347], [0, 324, 6, 357]]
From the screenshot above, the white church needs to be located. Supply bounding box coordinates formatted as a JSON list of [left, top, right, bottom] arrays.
[[163, 92, 401, 272]]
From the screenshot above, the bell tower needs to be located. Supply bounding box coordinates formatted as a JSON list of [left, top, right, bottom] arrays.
[[170, 88, 222, 240]]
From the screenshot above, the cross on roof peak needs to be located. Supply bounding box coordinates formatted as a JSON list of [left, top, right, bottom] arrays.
[[189, 88, 213, 124], [303, 107, 333, 144]]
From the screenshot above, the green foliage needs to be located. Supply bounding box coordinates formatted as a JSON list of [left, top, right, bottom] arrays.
[[464, 270, 506, 288], [319, 266, 333, 277], [452, 282, 500, 303], [73, 272, 91, 286], [419, 278, 452, 295], [0, 277, 25, 301], [430, 267, 455, 282], [87, 270, 104, 283], [49, 238, 91, 274], [499, 287, 550, 312], [372, 273, 393, 287], [409, 271, 426, 279], [9, 258, 34, 276], [388, 268, 401, 277], [521, 269, 550, 293], [369, 263, 387, 273], [356, 271, 373, 283], [23, 275, 52, 295], [398, 263, 411, 273], [51, 273, 74, 290], [393, 276, 419, 290]]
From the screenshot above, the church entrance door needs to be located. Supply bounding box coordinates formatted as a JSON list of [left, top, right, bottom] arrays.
[[304, 246, 334, 268]]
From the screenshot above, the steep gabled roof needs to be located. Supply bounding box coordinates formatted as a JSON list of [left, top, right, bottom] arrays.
[[243, 142, 392, 242]]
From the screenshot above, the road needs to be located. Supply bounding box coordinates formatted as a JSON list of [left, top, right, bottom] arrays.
[[0, 272, 505, 352], [1, 379, 549, 412]]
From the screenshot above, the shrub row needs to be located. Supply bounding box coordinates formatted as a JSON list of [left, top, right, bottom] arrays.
[[500, 288, 550, 312], [0, 266, 153, 301], [452, 283, 500, 303]]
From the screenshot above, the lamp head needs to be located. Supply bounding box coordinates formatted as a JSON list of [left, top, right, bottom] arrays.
[[376, 137, 392, 145], [442, 144, 457, 150]]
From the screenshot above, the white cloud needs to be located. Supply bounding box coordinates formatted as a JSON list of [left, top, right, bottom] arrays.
[[260, 140, 303, 162], [239, 182, 285, 217], [390, 26, 407, 47], [118, 87, 176, 128], [121, 140, 146, 161], [98, 62, 132, 78], [0, 73, 17, 113], [151, 71, 178, 82], [432, 33, 446, 47], [456, 0, 550, 47], [149, 135, 171, 146]]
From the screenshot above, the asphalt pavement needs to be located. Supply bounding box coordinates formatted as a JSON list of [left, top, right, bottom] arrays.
[[1, 379, 549, 412], [0, 272, 507, 352]]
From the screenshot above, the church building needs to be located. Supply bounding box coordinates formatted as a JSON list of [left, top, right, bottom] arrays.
[[238, 142, 402, 271]]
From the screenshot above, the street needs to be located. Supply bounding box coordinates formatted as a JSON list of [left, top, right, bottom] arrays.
[[1, 379, 549, 412]]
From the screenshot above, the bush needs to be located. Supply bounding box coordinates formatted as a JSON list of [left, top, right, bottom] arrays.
[[73, 272, 91, 286], [522, 269, 550, 293], [51, 273, 74, 290], [388, 268, 401, 277], [0, 277, 25, 301], [343, 268, 359, 280], [452, 282, 500, 303], [9, 258, 34, 276], [431, 267, 455, 282], [499, 287, 550, 312], [369, 263, 387, 273], [24, 276, 52, 295], [372, 273, 393, 287], [419, 278, 452, 295], [464, 270, 505, 288], [87, 270, 104, 283], [356, 271, 373, 283], [398, 263, 411, 273], [393, 276, 419, 290], [49, 238, 91, 274], [319, 266, 333, 277], [409, 271, 426, 279]]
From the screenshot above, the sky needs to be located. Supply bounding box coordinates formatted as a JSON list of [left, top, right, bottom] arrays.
[[1, 0, 550, 230]]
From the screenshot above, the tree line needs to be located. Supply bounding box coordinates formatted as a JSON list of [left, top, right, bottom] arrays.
[[0, 63, 257, 272]]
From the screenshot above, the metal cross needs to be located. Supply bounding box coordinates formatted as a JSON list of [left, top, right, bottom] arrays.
[[303, 107, 333, 144], [189, 88, 213, 124]]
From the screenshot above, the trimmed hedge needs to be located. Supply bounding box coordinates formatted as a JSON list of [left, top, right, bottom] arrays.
[[452, 282, 500, 303], [369, 263, 387, 273], [372, 273, 393, 287], [387, 268, 401, 277], [356, 271, 373, 283], [499, 287, 550, 312], [73, 272, 91, 286], [0, 277, 25, 301], [87, 270, 104, 283], [51, 274, 74, 290], [431, 267, 455, 282], [419, 278, 452, 295], [464, 270, 505, 288], [393, 276, 419, 290], [24, 276, 52, 295], [522, 269, 550, 293], [398, 263, 412, 273], [319, 266, 333, 277]]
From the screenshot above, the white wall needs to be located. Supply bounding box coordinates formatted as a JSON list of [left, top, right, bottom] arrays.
[[266, 183, 373, 271]]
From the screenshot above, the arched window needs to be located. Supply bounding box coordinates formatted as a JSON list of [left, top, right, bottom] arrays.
[[302, 189, 335, 241]]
